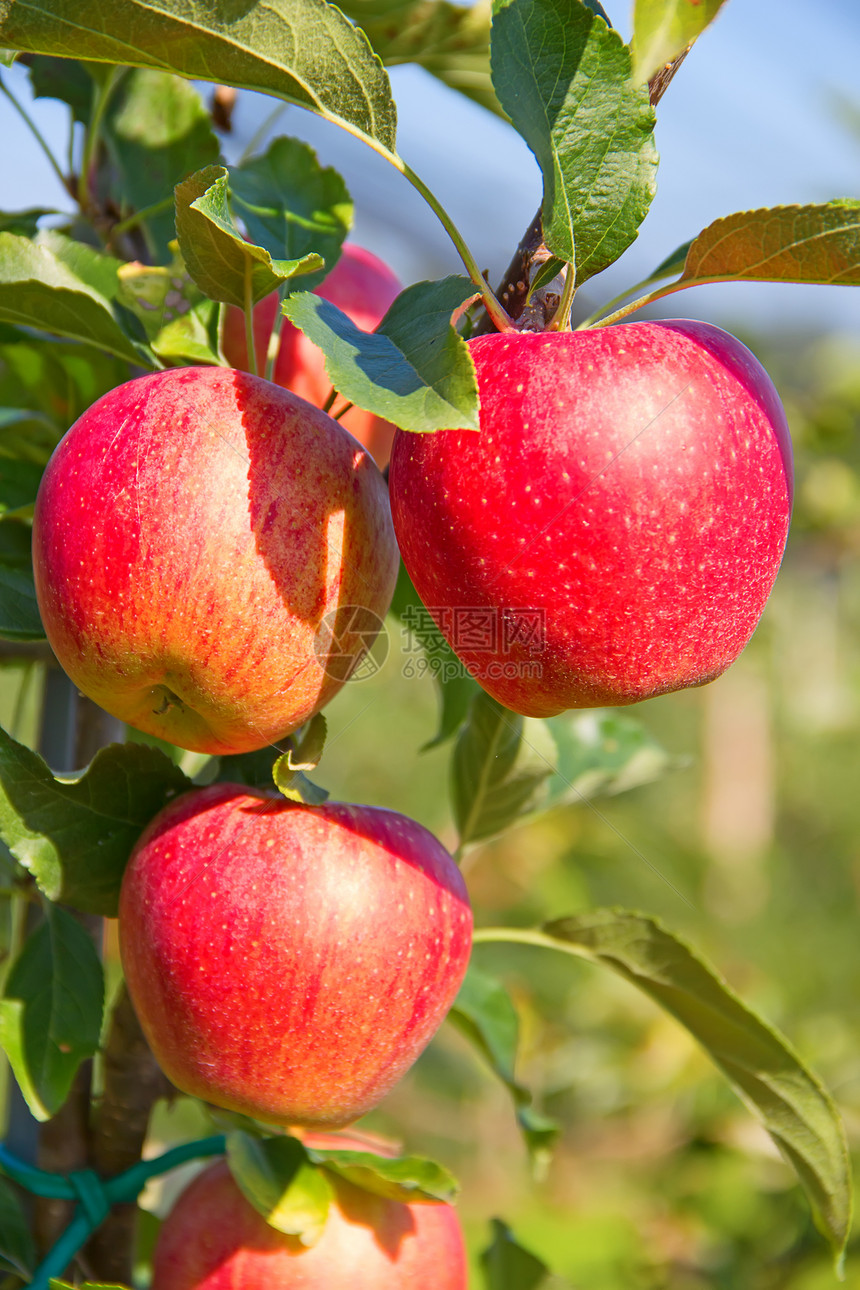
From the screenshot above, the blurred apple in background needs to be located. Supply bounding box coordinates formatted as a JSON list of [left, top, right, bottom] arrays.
[[222, 243, 402, 467]]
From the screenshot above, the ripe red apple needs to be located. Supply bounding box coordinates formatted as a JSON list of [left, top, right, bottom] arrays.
[[152, 1133, 467, 1288], [389, 321, 794, 715], [118, 783, 473, 1127], [32, 366, 399, 755], [222, 243, 402, 467]]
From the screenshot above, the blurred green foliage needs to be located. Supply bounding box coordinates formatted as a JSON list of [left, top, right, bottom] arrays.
[[3, 324, 860, 1287]]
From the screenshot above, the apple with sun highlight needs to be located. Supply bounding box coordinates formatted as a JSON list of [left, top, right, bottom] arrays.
[[32, 365, 398, 754], [389, 320, 793, 716]]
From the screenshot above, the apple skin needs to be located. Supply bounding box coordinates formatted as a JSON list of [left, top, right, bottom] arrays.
[[222, 243, 402, 467], [152, 1133, 468, 1289], [32, 366, 399, 754], [389, 321, 794, 715], [118, 783, 473, 1127]]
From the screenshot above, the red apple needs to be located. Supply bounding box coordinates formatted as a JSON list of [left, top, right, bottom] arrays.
[[118, 783, 473, 1127], [222, 243, 402, 467], [32, 366, 399, 755], [389, 321, 793, 715], [152, 1133, 468, 1288]]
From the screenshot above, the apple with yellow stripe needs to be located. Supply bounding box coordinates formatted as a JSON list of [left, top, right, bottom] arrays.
[[33, 365, 398, 754]]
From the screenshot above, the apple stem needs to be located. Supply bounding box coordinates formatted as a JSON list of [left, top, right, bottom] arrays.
[[396, 159, 514, 333], [322, 386, 339, 415], [584, 278, 691, 329], [548, 267, 577, 331]]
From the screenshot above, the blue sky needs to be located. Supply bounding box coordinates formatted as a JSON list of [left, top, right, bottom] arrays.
[[1, 0, 858, 335]]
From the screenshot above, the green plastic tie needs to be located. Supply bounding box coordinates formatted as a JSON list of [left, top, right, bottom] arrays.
[[68, 1168, 111, 1228]]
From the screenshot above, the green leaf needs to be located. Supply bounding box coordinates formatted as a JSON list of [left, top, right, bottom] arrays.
[[34, 229, 123, 301], [272, 714, 330, 806], [491, 0, 657, 284], [212, 747, 280, 790], [0, 231, 155, 365], [0, 47, 16, 65], [389, 560, 480, 748], [175, 165, 324, 310], [0, 727, 192, 916], [0, 903, 104, 1120], [307, 1145, 459, 1203], [0, 0, 398, 153], [536, 909, 853, 1265], [449, 963, 559, 1162], [0, 521, 44, 641], [341, 0, 502, 118], [452, 691, 554, 849], [152, 296, 221, 365], [0, 332, 130, 432], [25, 52, 94, 122], [0, 207, 56, 237], [102, 68, 221, 262], [642, 237, 692, 285], [0, 1175, 35, 1277], [0, 456, 43, 513], [230, 137, 352, 291], [527, 256, 566, 300], [282, 275, 480, 434], [50, 1282, 131, 1289], [480, 1218, 563, 1290], [671, 202, 860, 290], [632, 0, 729, 85], [540, 708, 680, 806], [227, 1132, 333, 1246], [116, 256, 203, 344], [453, 693, 678, 849]]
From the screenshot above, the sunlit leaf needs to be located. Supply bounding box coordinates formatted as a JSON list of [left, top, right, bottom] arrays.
[[175, 166, 324, 309], [0, 231, 154, 365], [308, 1145, 459, 1203], [227, 1132, 333, 1246], [676, 202, 860, 289], [0, 0, 398, 153], [0, 726, 191, 916], [282, 276, 480, 434], [341, 0, 501, 117], [632, 0, 729, 85], [491, 0, 657, 283], [231, 136, 352, 291]]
